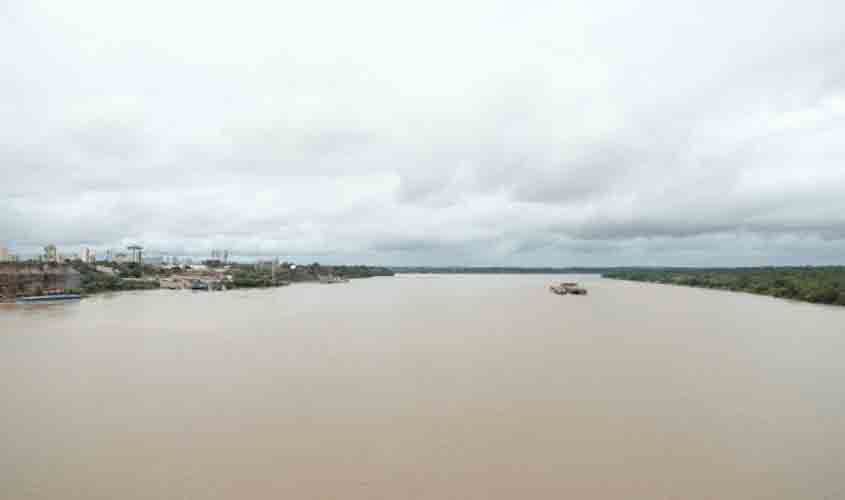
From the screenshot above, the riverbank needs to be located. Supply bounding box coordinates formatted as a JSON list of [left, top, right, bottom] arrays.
[[1, 261, 394, 301], [86, 263, 394, 294], [603, 267, 845, 306]]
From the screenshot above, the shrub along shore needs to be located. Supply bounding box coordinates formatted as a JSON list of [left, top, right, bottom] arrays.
[[603, 267, 845, 306]]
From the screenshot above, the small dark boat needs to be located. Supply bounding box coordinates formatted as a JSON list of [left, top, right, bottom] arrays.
[[191, 280, 210, 291]]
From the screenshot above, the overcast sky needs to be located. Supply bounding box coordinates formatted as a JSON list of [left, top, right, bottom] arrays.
[[2, 0, 844, 265]]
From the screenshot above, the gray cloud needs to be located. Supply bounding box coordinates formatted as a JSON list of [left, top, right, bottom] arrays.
[[1, 0, 844, 265]]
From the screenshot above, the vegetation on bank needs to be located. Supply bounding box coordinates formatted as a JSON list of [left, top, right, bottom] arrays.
[[228, 262, 394, 287], [71, 261, 394, 293], [327, 265, 395, 279], [603, 267, 845, 306], [72, 262, 160, 294]]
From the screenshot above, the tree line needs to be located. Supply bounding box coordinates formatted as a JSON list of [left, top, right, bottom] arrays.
[[603, 267, 845, 306]]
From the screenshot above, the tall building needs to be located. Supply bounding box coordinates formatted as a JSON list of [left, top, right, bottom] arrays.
[[79, 248, 96, 264], [44, 244, 58, 263], [127, 245, 143, 265], [210, 249, 228, 262], [0, 247, 9, 262], [208, 249, 229, 265], [163, 255, 181, 266]]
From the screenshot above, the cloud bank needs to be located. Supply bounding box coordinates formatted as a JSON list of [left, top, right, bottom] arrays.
[[2, 0, 844, 265]]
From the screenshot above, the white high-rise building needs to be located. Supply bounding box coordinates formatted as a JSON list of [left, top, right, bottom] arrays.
[[79, 248, 95, 263], [163, 255, 181, 266]]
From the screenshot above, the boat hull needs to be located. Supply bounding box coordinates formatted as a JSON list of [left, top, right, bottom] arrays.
[[16, 294, 82, 303]]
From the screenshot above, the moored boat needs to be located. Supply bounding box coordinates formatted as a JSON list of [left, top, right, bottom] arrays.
[[17, 293, 82, 303], [191, 280, 210, 291]]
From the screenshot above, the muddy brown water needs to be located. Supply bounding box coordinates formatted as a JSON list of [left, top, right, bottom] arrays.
[[2, 275, 844, 499]]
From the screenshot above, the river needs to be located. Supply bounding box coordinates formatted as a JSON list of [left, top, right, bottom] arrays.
[[1, 275, 844, 499]]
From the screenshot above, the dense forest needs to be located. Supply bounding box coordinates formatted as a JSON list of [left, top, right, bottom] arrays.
[[603, 267, 845, 306]]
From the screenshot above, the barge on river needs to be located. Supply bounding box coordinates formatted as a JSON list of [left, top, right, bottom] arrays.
[[549, 282, 588, 295]]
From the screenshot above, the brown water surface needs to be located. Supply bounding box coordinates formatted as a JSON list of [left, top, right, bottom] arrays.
[[2, 275, 844, 499]]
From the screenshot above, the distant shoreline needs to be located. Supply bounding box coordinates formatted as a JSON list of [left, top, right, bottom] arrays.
[[390, 267, 609, 274], [389, 265, 845, 275], [604, 267, 845, 307]]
